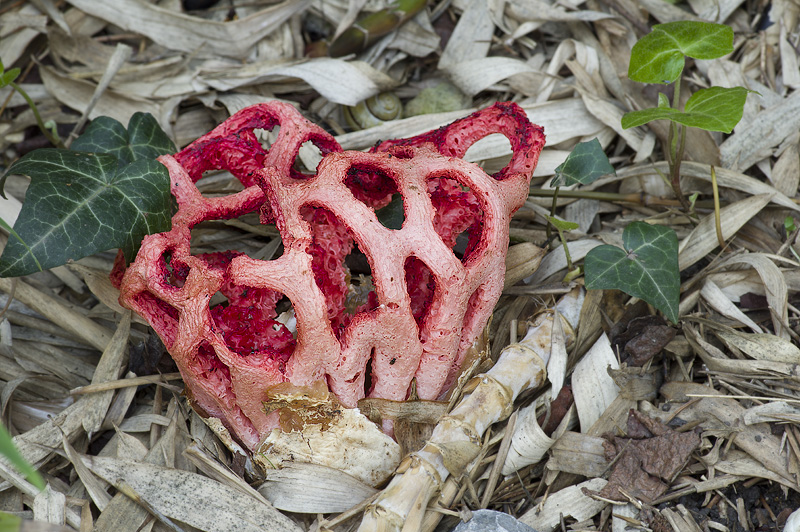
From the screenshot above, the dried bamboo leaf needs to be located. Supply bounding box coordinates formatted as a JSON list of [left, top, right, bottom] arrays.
[[779, 18, 800, 88], [518, 478, 609, 530], [505, 1, 615, 22], [445, 57, 536, 96], [0, 278, 113, 351], [661, 381, 795, 487], [48, 26, 116, 70], [62, 433, 112, 511], [572, 333, 620, 432], [500, 399, 555, 475], [714, 328, 800, 363], [84, 455, 303, 532], [618, 154, 800, 209], [0, 6, 42, 66], [544, 431, 608, 477], [686, 0, 745, 23], [182, 443, 266, 504], [32, 485, 66, 526], [63, 0, 309, 59], [335, 98, 604, 152], [39, 65, 176, 134], [93, 421, 177, 532], [716, 253, 790, 338], [82, 313, 130, 435], [258, 462, 377, 513], [720, 91, 800, 171], [715, 455, 795, 488], [678, 194, 774, 271], [743, 402, 800, 425], [438, 0, 493, 69], [700, 280, 763, 333], [771, 143, 800, 198], [203, 59, 395, 106], [504, 242, 545, 289]]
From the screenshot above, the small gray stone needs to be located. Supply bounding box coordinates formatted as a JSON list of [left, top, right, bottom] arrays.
[[450, 509, 540, 532]]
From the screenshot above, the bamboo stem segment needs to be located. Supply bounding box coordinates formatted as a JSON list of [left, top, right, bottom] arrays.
[[358, 288, 585, 532]]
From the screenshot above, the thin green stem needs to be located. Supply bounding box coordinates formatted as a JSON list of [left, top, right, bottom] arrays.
[[556, 228, 573, 271], [9, 81, 64, 149], [546, 185, 560, 243]]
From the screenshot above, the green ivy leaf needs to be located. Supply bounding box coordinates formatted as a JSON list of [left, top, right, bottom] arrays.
[[70, 114, 175, 168], [550, 138, 616, 187], [376, 194, 404, 230], [0, 113, 176, 277], [621, 87, 752, 133], [584, 221, 679, 324], [628, 21, 734, 84]]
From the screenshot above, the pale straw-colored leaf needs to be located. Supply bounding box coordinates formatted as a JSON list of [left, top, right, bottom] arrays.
[[778, 5, 800, 88], [61, 434, 112, 511], [714, 329, 800, 363], [544, 431, 608, 477], [742, 402, 800, 425], [204, 58, 395, 106], [258, 462, 377, 513], [771, 142, 800, 197], [571, 333, 620, 432], [33, 485, 66, 525], [445, 57, 536, 96], [500, 399, 554, 476], [716, 253, 790, 338], [686, 0, 745, 23], [518, 478, 608, 530], [62, 0, 310, 59], [0, 5, 43, 65], [437, 0, 493, 69], [39, 65, 176, 134], [83, 455, 304, 532], [678, 193, 774, 271], [721, 91, 800, 172], [81, 313, 130, 436], [700, 279, 763, 333]]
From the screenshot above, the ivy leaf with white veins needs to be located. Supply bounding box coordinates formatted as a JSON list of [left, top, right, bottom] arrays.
[[550, 138, 616, 187], [0, 113, 175, 277], [584, 221, 679, 324]]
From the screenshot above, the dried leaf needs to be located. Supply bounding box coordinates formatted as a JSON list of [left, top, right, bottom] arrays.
[[258, 462, 377, 513], [63, 0, 309, 59], [678, 193, 774, 271], [84, 455, 303, 532], [572, 333, 620, 432]]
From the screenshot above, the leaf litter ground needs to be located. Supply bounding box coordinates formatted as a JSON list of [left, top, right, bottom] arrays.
[[1, 1, 800, 531]]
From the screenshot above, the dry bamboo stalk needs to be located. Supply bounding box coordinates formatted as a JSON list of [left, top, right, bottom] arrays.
[[357, 287, 585, 532]]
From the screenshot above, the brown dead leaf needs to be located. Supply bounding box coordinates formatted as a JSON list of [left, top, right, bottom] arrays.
[[595, 410, 700, 503]]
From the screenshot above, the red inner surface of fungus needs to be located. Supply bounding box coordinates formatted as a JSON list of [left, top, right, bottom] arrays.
[[116, 101, 544, 450]]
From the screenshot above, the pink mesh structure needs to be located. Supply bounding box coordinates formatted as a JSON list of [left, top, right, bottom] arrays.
[[117, 101, 545, 450]]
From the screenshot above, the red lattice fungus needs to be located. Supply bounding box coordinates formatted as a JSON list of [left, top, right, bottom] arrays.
[[116, 101, 545, 450]]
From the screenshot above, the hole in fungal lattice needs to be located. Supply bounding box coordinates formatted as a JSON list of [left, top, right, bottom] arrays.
[[463, 133, 513, 175], [208, 286, 295, 367], [301, 205, 377, 336], [405, 256, 436, 326], [344, 163, 401, 228], [292, 140, 324, 176], [426, 176, 484, 264], [254, 126, 280, 152]]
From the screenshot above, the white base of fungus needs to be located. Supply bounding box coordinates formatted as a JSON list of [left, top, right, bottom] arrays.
[[255, 407, 401, 488]]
